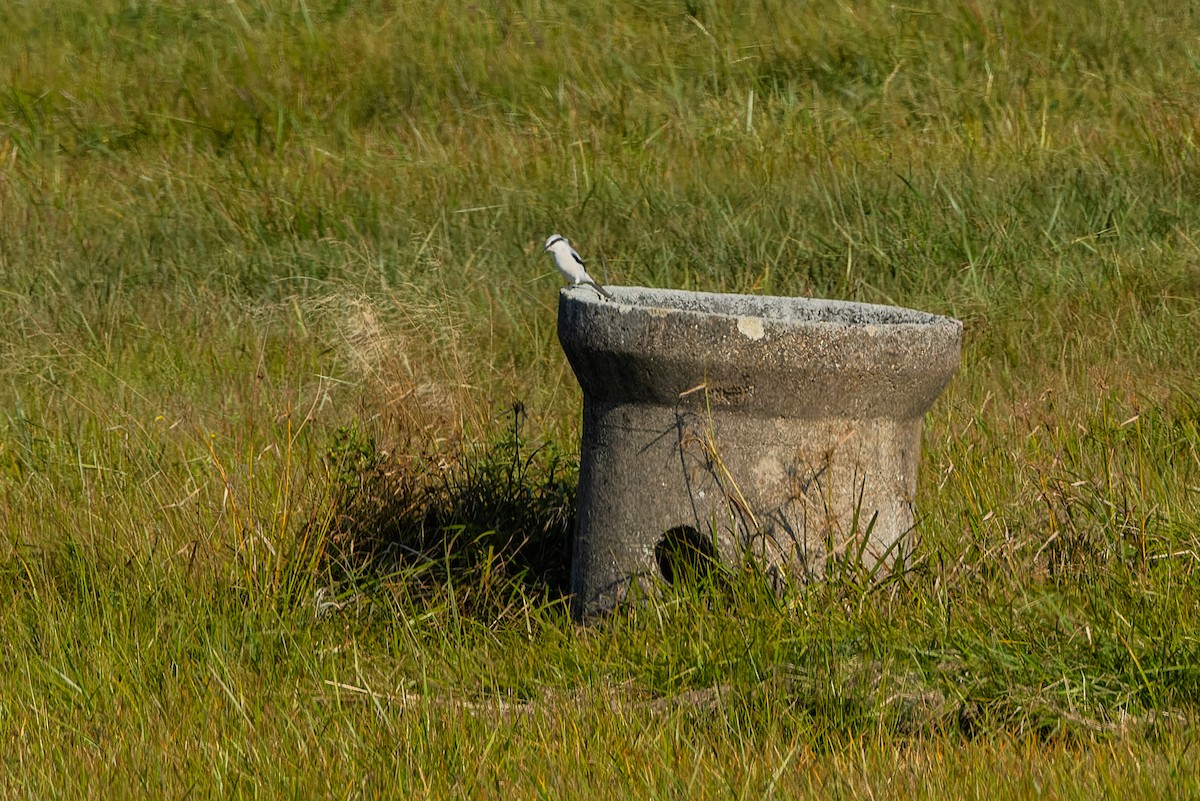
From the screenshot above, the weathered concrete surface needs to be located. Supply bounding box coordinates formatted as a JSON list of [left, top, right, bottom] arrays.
[[558, 286, 962, 621]]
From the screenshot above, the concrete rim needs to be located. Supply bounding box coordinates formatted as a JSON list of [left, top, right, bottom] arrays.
[[558, 286, 964, 418], [562, 285, 959, 331]]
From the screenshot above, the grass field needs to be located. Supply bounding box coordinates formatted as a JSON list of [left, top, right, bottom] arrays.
[[2, 0, 1200, 796]]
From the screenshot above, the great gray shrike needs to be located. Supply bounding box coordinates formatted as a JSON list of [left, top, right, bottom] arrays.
[[543, 234, 612, 299]]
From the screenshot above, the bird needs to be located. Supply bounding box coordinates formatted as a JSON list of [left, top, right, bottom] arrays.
[[543, 234, 613, 300]]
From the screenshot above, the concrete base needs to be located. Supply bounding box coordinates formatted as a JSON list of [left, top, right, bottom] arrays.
[[558, 286, 962, 620]]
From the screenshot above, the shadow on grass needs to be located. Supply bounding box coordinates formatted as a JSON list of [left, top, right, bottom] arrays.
[[320, 405, 576, 615]]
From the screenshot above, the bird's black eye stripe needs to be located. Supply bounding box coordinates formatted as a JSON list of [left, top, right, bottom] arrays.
[[546, 235, 566, 247]]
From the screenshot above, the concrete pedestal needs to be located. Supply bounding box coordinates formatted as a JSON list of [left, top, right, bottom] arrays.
[[558, 286, 962, 620]]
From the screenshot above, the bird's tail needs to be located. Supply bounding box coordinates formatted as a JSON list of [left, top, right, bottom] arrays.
[[585, 281, 613, 300]]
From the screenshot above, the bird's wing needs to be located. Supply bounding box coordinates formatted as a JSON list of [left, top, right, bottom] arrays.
[[569, 247, 585, 267]]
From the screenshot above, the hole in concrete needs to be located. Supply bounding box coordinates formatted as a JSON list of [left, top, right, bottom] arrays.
[[655, 525, 717, 586]]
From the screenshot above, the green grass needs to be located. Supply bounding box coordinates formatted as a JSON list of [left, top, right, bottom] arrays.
[[2, 0, 1200, 795]]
